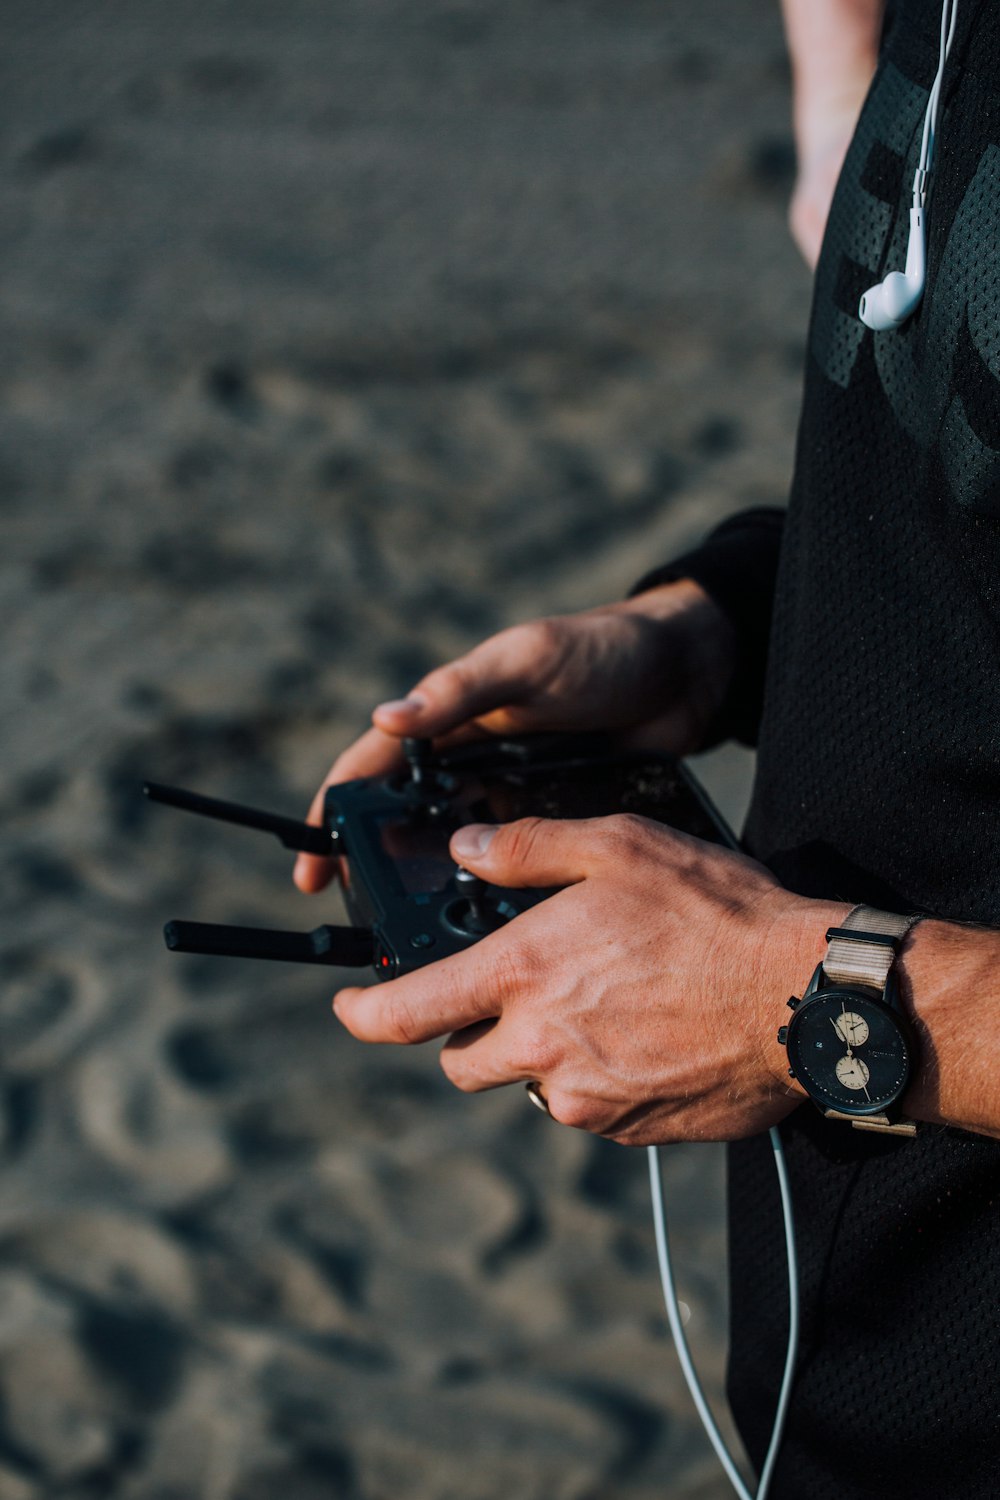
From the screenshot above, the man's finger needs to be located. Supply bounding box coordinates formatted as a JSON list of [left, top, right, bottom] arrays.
[[449, 813, 657, 890], [332, 926, 534, 1044], [439, 1019, 526, 1093], [371, 623, 554, 742], [293, 727, 406, 893], [438, 1029, 600, 1133]]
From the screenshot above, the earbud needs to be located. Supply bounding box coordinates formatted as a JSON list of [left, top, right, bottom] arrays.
[[858, 206, 927, 331], [857, 0, 957, 334]]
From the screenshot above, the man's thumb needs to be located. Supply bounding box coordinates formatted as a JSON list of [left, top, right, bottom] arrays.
[[450, 817, 590, 888]]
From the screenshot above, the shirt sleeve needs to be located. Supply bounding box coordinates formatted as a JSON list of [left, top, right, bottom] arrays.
[[629, 506, 786, 747]]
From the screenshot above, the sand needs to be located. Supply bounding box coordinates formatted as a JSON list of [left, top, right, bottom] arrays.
[[1, 2, 812, 1495]]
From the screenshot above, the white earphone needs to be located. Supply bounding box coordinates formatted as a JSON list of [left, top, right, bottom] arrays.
[[859, 0, 958, 331]]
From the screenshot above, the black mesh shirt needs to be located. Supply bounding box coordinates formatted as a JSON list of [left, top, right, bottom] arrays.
[[636, 2, 1000, 1494]]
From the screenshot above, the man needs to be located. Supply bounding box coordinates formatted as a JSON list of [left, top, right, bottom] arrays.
[[294, 1, 1000, 1494]]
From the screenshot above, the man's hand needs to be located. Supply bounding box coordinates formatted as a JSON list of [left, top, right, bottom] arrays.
[[294, 580, 736, 894], [332, 814, 844, 1145]]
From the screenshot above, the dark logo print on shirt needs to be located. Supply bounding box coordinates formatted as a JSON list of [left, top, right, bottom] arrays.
[[811, 62, 1000, 516]]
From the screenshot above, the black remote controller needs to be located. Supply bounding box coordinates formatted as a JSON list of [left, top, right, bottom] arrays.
[[146, 733, 738, 982]]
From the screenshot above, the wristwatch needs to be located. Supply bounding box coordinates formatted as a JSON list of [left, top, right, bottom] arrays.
[[778, 905, 921, 1138]]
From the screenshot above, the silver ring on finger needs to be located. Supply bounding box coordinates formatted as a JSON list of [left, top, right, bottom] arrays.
[[525, 1081, 550, 1116]]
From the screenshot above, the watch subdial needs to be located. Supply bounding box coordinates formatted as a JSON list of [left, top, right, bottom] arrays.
[[834, 1010, 870, 1047], [835, 1054, 871, 1092]]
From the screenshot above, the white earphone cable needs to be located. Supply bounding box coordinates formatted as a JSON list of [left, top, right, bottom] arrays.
[[859, 0, 958, 329], [647, 1128, 800, 1500], [915, 0, 958, 197]]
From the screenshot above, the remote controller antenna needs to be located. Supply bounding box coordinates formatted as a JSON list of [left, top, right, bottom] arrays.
[[164, 919, 374, 967], [144, 782, 339, 856]]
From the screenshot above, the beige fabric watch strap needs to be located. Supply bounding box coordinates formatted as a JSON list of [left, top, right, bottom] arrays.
[[822, 904, 920, 1138], [823, 905, 916, 990]]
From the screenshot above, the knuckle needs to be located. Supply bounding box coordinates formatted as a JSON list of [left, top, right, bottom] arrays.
[[499, 816, 548, 869], [480, 939, 530, 1011], [545, 1090, 598, 1133], [440, 642, 503, 701], [437, 657, 474, 699], [599, 812, 655, 862], [416, 657, 473, 712], [522, 616, 565, 660], [383, 989, 424, 1045]]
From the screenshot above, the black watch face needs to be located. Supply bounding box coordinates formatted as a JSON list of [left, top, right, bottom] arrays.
[[786, 988, 914, 1115]]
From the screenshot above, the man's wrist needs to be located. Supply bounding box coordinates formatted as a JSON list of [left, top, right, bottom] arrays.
[[618, 576, 725, 627], [618, 579, 737, 746], [756, 895, 851, 1097], [763, 905, 1000, 1141]]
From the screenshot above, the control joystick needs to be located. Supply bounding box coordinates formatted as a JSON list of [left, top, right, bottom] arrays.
[[449, 866, 509, 936], [402, 737, 434, 787], [400, 737, 454, 811]]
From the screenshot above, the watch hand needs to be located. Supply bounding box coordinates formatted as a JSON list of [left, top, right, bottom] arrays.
[[831, 1016, 853, 1057]]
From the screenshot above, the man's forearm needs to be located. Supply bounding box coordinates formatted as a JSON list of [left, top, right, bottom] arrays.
[[630, 508, 786, 747], [781, 0, 886, 158], [898, 920, 1000, 1140], [780, 1, 886, 267]]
